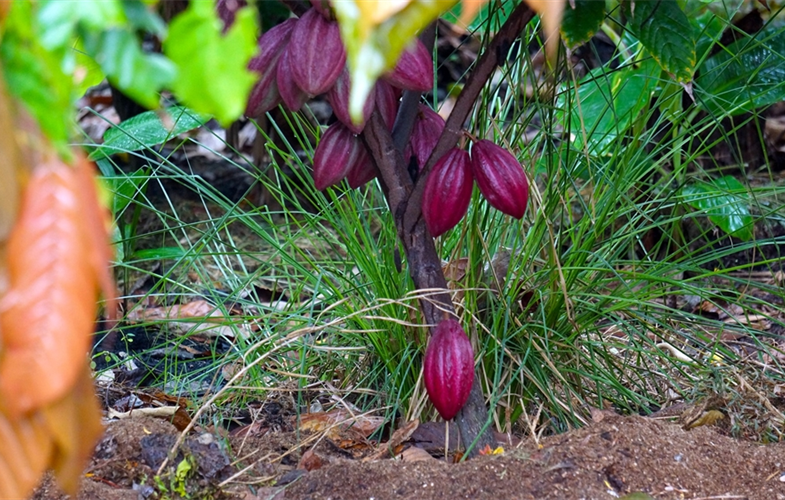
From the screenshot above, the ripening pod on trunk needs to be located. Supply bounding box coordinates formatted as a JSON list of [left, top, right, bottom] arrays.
[[374, 80, 400, 130], [246, 18, 297, 118], [406, 104, 445, 171], [277, 49, 308, 111], [312, 123, 362, 190], [346, 146, 377, 189], [383, 38, 433, 92], [288, 8, 346, 96], [422, 148, 473, 237], [328, 68, 375, 134], [423, 319, 474, 420], [470, 140, 529, 219]]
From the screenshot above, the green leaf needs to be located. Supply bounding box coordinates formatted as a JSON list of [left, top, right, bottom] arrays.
[[89, 106, 208, 159], [163, 1, 258, 126], [102, 168, 149, 215], [696, 27, 785, 117], [628, 0, 696, 83], [682, 175, 753, 241], [37, 0, 125, 50], [334, 0, 453, 121], [561, 0, 605, 48], [82, 28, 175, 109], [132, 247, 187, 261], [562, 58, 660, 154], [1, 1, 74, 152]]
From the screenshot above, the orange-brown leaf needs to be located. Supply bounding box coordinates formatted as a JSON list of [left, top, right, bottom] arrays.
[[44, 364, 104, 494], [0, 158, 97, 415], [458, 0, 488, 26]]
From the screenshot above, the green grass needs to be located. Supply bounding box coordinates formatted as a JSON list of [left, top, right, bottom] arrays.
[[88, 2, 785, 443]]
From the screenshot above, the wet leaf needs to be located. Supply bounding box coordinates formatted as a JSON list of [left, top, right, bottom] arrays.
[[682, 175, 753, 241], [90, 106, 208, 160]]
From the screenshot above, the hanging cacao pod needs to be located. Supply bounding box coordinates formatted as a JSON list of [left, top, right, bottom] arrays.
[[288, 8, 346, 96], [422, 148, 473, 237], [470, 140, 529, 219], [423, 319, 474, 420], [245, 18, 297, 118]]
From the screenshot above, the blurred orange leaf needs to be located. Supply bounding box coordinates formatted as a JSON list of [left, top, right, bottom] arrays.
[[0, 155, 114, 416]]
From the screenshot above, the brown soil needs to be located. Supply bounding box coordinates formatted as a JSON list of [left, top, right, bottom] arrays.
[[30, 412, 785, 500]]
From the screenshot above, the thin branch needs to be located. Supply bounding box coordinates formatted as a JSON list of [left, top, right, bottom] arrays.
[[402, 3, 535, 232]]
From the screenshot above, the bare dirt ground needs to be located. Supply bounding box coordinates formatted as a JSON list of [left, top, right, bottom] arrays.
[[30, 409, 785, 500]]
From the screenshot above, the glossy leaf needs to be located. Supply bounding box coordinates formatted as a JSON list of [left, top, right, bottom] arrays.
[[562, 59, 660, 154], [628, 0, 696, 83], [90, 106, 208, 159], [164, 0, 258, 125], [682, 176, 753, 241], [697, 27, 785, 117], [561, 0, 604, 48]]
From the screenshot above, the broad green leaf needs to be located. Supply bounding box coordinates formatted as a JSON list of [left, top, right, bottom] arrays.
[[561, 0, 605, 48], [163, 1, 258, 126], [37, 0, 125, 50], [696, 27, 785, 117], [1, 1, 73, 152], [562, 58, 660, 154], [682, 175, 753, 241], [82, 28, 175, 109], [334, 0, 454, 121], [628, 0, 696, 83], [89, 106, 208, 159], [72, 38, 107, 98]]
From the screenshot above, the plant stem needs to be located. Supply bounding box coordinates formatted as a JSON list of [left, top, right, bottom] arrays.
[[362, 3, 534, 457]]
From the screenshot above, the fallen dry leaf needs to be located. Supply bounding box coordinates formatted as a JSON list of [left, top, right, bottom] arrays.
[[298, 410, 385, 440], [366, 419, 419, 461]]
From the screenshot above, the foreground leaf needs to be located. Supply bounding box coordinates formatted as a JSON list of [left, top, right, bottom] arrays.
[[334, 0, 452, 121], [0, 156, 114, 415], [164, 0, 258, 125]]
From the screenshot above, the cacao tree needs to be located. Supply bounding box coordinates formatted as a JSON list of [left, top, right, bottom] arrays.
[[0, 0, 711, 495]]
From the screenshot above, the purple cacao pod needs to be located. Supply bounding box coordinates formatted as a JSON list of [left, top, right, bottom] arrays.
[[328, 68, 375, 134], [422, 148, 473, 237], [309, 0, 333, 19], [216, 0, 247, 32], [346, 146, 377, 189], [406, 104, 445, 171], [312, 123, 362, 190], [277, 49, 308, 111], [246, 18, 297, 118], [383, 38, 433, 92], [423, 319, 474, 421], [470, 140, 529, 219], [373, 80, 399, 130], [288, 8, 346, 96]]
